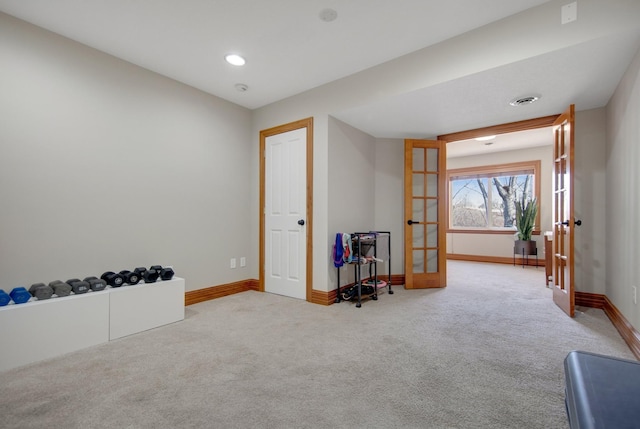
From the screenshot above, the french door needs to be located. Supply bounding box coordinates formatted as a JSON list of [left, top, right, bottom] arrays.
[[552, 105, 579, 317], [404, 139, 447, 288]]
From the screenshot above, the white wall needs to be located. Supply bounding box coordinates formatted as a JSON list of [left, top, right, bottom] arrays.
[[606, 45, 640, 329], [328, 117, 376, 291], [374, 139, 405, 275], [574, 108, 608, 295], [446, 145, 554, 259], [0, 13, 253, 292]]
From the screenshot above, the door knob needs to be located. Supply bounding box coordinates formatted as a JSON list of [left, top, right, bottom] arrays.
[[298, 219, 305, 226], [407, 220, 416, 225], [561, 219, 582, 226]]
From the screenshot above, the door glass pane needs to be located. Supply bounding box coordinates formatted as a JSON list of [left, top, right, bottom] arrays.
[[413, 250, 424, 273], [427, 173, 438, 197], [412, 199, 424, 222], [427, 224, 437, 247], [426, 199, 438, 222], [427, 250, 438, 273], [413, 148, 424, 171], [426, 148, 438, 171], [413, 225, 425, 247], [413, 174, 424, 197]]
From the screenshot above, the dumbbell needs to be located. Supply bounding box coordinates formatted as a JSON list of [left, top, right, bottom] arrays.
[[29, 283, 54, 300], [0, 289, 10, 306], [101, 271, 124, 288], [66, 279, 89, 295], [83, 276, 107, 291], [160, 267, 175, 281], [49, 280, 72, 297], [119, 270, 141, 285], [133, 267, 147, 279], [143, 266, 161, 283], [10, 287, 31, 304]]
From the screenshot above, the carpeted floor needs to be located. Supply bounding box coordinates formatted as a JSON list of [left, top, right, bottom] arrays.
[[0, 261, 634, 428]]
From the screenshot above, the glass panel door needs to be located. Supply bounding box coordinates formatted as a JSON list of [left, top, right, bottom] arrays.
[[404, 140, 447, 289]]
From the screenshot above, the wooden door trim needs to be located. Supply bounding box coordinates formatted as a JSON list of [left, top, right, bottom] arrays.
[[259, 117, 314, 301], [438, 115, 559, 142]]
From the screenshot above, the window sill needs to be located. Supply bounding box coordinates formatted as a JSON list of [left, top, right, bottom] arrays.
[[447, 229, 541, 235]]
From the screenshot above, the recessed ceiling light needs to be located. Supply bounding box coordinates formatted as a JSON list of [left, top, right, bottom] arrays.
[[319, 8, 338, 22], [475, 135, 496, 141], [225, 54, 246, 66], [509, 95, 541, 106]]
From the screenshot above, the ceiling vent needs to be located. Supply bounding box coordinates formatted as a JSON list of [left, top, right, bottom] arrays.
[[509, 95, 540, 106]]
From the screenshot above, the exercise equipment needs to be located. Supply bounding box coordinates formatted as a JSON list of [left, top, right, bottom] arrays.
[[49, 280, 72, 297], [69, 280, 89, 294], [160, 267, 175, 281], [565, 350, 640, 428], [10, 287, 31, 304], [119, 270, 141, 285], [142, 268, 159, 283], [84, 276, 107, 291], [29, 283, 54, 300], [133, 267, 147, 278], [101, 271, 124, 288], [0, 289, 10, 306]]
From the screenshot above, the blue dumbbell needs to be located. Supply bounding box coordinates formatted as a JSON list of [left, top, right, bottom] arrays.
[[0, 289, 10, 306], [10, 287, 31, 304]]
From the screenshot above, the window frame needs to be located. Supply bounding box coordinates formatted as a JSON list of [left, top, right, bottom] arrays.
[[446, 160, 541, 234]]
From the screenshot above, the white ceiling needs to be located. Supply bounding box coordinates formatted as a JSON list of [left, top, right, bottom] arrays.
[[1, 0, 639, 152]]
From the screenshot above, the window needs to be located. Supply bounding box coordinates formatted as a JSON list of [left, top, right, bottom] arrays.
[[447, 161, 540, 232]]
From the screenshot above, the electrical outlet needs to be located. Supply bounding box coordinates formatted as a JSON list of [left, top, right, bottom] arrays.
[[240, 257, 246, 267], [633, 286, 637, 305], [230, 258, 236, 269]]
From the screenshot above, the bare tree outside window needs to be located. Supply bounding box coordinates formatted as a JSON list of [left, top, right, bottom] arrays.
[[451, 172, 534, 229]]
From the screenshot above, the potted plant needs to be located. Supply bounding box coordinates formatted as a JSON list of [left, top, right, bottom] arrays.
[[514, 196, 538, 255]]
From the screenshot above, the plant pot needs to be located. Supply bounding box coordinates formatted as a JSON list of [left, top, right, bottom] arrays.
[[514, 239, 537, 256]]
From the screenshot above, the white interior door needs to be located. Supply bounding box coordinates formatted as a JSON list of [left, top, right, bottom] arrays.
[[265, 128, 307, 299]]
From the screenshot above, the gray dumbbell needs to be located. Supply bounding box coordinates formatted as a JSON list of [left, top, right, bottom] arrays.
[[83, 276, 107, 291], [49, 280, 72, 297], [29, 283, 54, 300], [68, 280, 89, 294]]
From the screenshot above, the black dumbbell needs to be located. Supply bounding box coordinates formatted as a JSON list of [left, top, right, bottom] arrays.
[[133, 267, 147, 279], [160, 267, 175, 281], [10, 287, 31, 304], [49, 280, 72, 297], [84, 276, 107, 291], [29, 283, 54, 300], [142, 267, 160, 283], [0, 289, 10, 306], [68, 280, 89, 294], [119, 270, 141, 285], [101, 271, 124, 287]]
